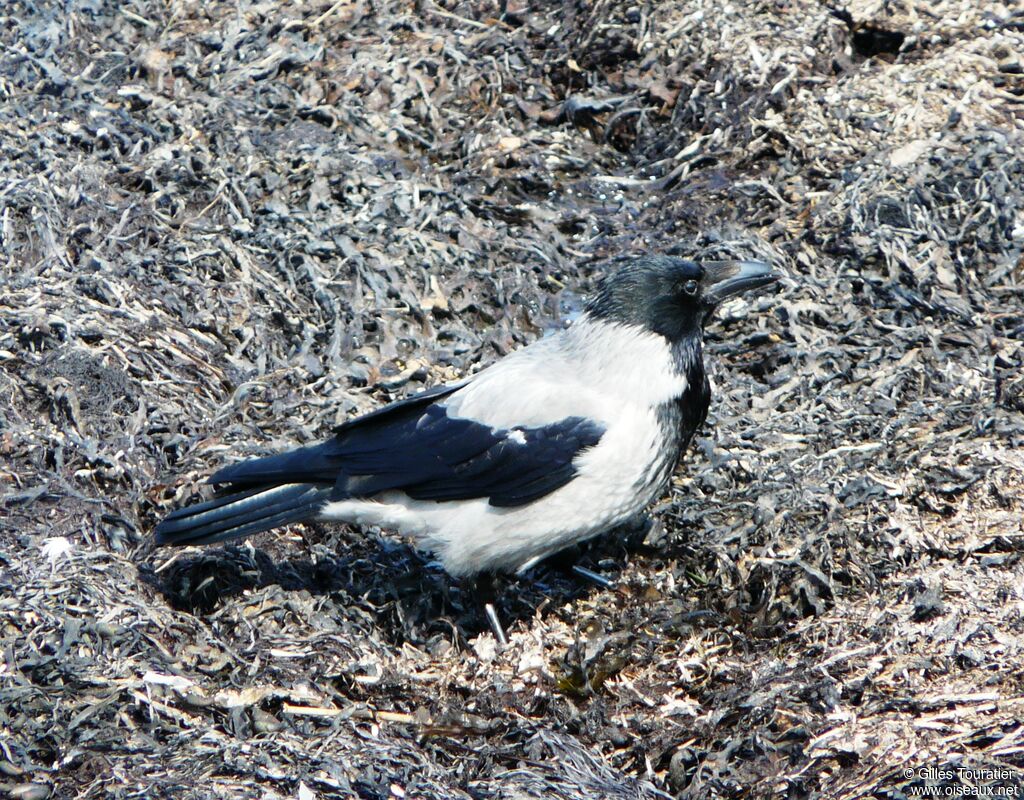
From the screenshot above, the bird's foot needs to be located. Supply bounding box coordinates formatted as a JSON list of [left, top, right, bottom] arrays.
[[570, 564, 616, 589], [473, 573, 508, 647], [624, 513, 666, 549], [484, 602, 508, 647]]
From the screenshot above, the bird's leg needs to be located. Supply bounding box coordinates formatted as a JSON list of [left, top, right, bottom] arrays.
[[474, 572, 508, 646], [484, 603, 508, 647], [568, 514, 662, 589], [624, 512, 664, 549]]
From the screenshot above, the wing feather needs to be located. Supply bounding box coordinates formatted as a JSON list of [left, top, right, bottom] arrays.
[[209, 385, 605, 508]]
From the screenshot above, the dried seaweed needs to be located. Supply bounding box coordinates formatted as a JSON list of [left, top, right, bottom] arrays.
[[2, 0, 1023, 798]]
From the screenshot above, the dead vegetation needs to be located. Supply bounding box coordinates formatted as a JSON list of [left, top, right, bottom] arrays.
[[2, 0, 1023, 797]]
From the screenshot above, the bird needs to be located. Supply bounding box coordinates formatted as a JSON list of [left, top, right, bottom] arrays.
[[154, 256, 780, 638]]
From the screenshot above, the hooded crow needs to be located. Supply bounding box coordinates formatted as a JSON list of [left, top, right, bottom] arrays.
[[155, 257, 780, 590]]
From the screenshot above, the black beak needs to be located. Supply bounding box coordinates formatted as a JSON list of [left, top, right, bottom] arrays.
[[701, 260, 782, 309]]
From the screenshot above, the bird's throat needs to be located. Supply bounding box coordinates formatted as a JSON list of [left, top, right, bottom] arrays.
[[669, 336, 711, 446]]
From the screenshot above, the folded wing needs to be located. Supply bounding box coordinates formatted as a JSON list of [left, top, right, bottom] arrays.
[[209, 385, 605, 508]]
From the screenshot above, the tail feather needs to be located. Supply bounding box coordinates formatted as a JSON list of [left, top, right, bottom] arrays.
[[154, 483, 331, 547]]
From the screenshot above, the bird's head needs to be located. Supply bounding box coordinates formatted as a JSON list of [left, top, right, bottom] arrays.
[[585, 255, 781, 341]]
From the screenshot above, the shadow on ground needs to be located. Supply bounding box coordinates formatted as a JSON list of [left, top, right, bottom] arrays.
[[142, 518, 663, 645]]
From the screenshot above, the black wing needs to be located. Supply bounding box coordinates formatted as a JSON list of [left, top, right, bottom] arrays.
[[210, 381, 467, 486], [334, 379, 468, 434], [210, 390, 605, 508]]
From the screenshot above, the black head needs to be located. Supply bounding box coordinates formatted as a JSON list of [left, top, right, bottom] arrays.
[[585, 256, 781, 341]]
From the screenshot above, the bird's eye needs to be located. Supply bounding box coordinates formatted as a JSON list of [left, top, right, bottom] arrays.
[[682, 279, 699, 296]]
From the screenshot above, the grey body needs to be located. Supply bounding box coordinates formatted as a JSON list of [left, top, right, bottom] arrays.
[[318, 315, 706, 575], [154, 257, 779, 578]]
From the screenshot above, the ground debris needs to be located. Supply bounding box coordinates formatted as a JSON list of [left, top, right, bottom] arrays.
[[2, 0, 1023, 797]]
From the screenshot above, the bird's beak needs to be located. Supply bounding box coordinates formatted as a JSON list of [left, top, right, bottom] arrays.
[[701, 260, 781, 308]]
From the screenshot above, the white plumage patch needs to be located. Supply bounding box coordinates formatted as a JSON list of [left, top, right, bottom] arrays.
[[443, 315, 689, 429], [319, 313, 694, 576]]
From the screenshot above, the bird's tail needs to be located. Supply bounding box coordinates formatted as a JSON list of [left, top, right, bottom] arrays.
[[153, 483, 332, 547]]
